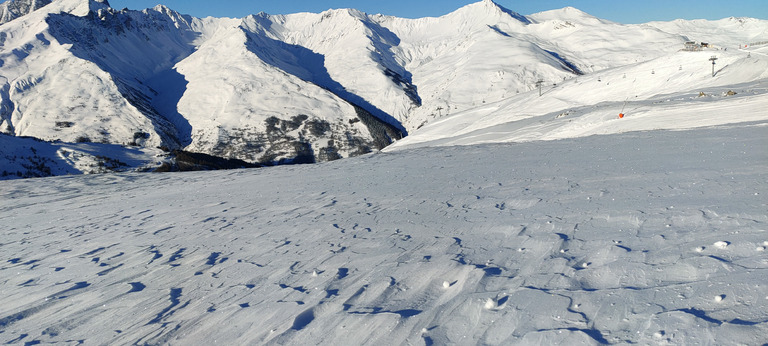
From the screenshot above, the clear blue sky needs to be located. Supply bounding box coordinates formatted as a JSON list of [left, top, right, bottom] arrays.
[[108, 0, 767, 23]]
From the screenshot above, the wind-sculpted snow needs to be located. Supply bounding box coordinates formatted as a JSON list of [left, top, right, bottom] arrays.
[[1, 124, 766, 344]]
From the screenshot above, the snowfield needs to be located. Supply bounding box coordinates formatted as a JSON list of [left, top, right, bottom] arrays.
[[1, 122, 767, 344], [1, 0, 768, 344], [2, 0, 765, 168], [386, 46, 768, 151]]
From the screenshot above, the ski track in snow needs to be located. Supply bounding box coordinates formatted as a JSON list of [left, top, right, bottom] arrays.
[[1, 124, 767, 345]]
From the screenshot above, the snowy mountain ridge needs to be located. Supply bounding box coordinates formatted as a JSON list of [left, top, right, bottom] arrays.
[[0, 0, 766, 178]]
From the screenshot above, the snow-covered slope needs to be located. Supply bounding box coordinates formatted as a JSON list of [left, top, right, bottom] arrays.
[[0, 132, 164, 178], [525, 7, 686, 71], [0, 0, 401, 166], [373, 1, 691, 130], [0, 0, 766, 174], [388, 45, 768, 150], [1, 122, 766, 344], [1, 2, 767, 343], [240, 10, 417, 132], [0, 0, 181, 149], [644, 17, 768, 47], [174, 21, 382, 163]]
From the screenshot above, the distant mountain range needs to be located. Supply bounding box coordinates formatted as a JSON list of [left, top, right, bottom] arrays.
[[1, 0, 766, 178]]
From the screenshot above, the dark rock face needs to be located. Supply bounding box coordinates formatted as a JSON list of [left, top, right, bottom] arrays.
[[197, 113, 392, 165], [0, 0, 53, 25], [156, 150, 262, 172]]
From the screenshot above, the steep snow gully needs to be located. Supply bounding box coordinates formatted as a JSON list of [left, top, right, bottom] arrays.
[[1, 124, 767, 344]]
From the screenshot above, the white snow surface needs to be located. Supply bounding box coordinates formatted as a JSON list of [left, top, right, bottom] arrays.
[[1, 123, 767, 344], [0, 0, 385, 164], [1, 0, 766, 167], [1, 2, 768, 343], [388, 46, 768, 150], [644, 17, 768, 47]]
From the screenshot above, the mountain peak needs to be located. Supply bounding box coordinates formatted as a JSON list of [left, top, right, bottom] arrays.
[[560, 6, 587, 13], [89, 0, 110, 11], [452, 0, 531, 24], [0, 0, 115, 27], [318, 7, 366, 20], [528, 6, 601, 24]]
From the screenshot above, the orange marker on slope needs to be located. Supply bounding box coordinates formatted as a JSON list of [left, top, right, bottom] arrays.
[[619, 97, 628, 119]]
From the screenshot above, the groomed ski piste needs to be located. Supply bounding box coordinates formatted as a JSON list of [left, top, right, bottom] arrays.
[[2, 2, 768, 345]]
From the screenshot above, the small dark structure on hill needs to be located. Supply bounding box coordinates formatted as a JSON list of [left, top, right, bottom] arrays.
[[684, 41, 701, 51]]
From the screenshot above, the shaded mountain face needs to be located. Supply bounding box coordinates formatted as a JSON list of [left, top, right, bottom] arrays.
[[0, 0, 402, 165], [0, 0, 764, 168]]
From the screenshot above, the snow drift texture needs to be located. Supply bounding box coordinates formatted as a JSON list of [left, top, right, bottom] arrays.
[[1, 0, 768, 344], [2, 123, 767, 345]]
